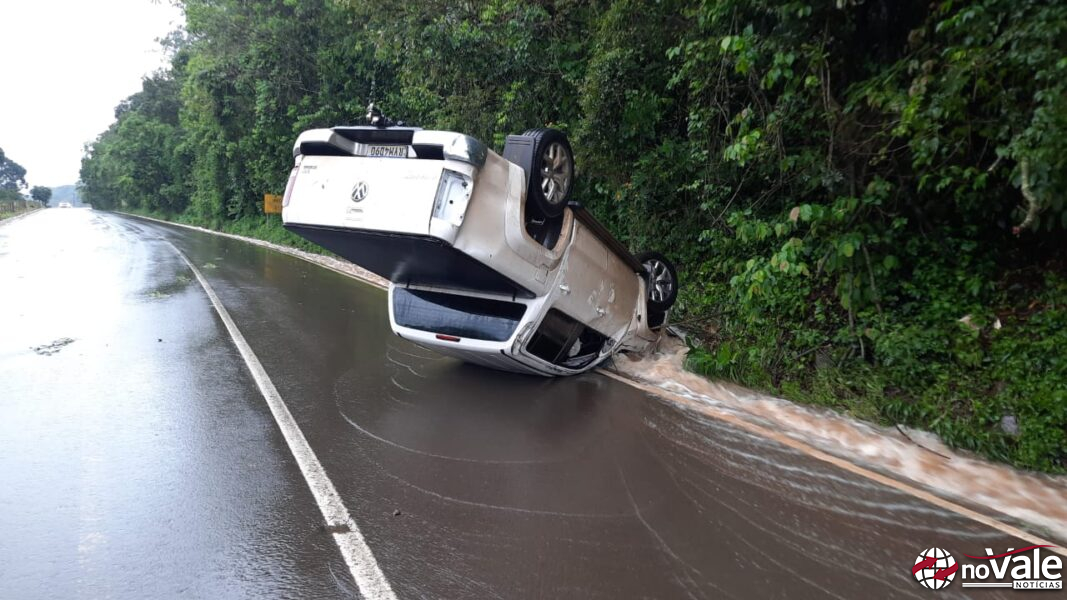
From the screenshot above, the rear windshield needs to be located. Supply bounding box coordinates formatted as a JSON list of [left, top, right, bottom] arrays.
[[392, 288, 526, 342]]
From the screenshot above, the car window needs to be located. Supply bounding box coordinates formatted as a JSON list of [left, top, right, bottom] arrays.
[[526, 309, 607, 369], [393, 288, 526, 342]]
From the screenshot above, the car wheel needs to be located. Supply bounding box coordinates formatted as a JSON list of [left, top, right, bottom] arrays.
[[635, 251, 679, 314], [523, 128, 574, 218]]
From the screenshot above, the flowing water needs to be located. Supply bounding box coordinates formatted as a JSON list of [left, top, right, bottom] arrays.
[[612, 337, 1067, 542]]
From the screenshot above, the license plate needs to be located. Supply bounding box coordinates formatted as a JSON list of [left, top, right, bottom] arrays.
[[367, 145, 408, 158]]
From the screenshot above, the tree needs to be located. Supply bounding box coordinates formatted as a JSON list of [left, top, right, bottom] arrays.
[[0, 147, 28, 191], [30, 186, 52, 206]]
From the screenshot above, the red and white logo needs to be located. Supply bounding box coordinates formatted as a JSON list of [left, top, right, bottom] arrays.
[[913, 548, 958, 589], [911, 545, 1063, 590]]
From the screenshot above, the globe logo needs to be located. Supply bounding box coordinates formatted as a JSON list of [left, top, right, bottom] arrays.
[[913, 548, 958, 589]]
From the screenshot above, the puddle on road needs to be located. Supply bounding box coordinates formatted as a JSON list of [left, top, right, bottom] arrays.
[[31, 337, 75, 356], [614, 337, 1067, 542], [143, 275, 193, 300]]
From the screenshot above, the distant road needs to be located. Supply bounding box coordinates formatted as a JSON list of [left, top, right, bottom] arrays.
[[0, 209, 1033, 599]]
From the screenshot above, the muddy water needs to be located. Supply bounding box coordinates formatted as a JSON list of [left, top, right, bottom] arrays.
[[611, 337, 1067, 542]]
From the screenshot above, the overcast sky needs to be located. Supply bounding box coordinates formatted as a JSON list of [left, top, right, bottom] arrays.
[[0, 0, 183, 189]]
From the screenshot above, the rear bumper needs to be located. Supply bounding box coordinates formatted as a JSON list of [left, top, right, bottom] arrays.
[[387, 284, 613, 377], [396, 335, 549, 376], [283, 224, 535, 298], [392, 328, 590, 377]]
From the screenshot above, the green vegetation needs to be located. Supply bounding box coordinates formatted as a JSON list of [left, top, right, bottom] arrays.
[[125, 206, 329, 253], [79, 0, 1066, 471], [30, 186, 51, 206], [0, 147, 37, 216], [0, 147, 28, 193], [1, 146, 28, 207], [0, 189, 21, 205]]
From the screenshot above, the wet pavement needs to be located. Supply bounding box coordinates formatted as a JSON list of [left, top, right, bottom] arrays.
[[0, 209, 1048, 599]]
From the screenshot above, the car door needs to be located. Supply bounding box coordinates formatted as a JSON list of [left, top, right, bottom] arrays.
[[553, 222, 639, 337]]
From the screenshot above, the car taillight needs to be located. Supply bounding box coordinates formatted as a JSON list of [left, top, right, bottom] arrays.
[[282, 163, 300, 207], [431, 169, 473, 226], [435, 334, 461, 342]]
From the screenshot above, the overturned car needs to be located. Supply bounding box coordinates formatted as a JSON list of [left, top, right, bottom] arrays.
[[281, 109, 678, 376]]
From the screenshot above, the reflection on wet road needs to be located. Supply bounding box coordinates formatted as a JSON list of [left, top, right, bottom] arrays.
[[0, 210, 1045, 598], [0, 209, 345, 598]]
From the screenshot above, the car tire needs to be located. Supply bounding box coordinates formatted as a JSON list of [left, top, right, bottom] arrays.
[[523, 128, 574, 218], [635, 251, 679, 314]]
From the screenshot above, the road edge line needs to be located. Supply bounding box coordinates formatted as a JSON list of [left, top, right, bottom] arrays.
[[598, 369, 1062, 551], [0, 208, 44, 228], [169, 242, 397, 599], [122, 212, 388, 290]]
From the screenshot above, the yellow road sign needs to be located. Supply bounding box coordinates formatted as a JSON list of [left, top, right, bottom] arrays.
[[264, 194, 282, 214]]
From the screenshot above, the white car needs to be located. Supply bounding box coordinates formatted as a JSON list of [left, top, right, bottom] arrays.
[[282, 109, 678, 376], [58, 202, 72, 208]]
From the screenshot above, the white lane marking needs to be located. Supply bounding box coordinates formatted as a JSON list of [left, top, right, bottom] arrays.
[[170, 242, 397, 600]]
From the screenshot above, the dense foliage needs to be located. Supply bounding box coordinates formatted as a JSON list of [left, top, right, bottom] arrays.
[[79, 0, 1066, 471], [0, 147, 28, 194], [0, 147, 29, 204], [30, 186, 52, 205]]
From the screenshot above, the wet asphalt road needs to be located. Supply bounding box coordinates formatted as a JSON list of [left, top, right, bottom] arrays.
[[0, 209, 1040, 599]]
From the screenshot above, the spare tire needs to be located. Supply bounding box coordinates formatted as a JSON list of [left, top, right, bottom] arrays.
[[522, 128, 574, 218], [635, 251, 679, 313]]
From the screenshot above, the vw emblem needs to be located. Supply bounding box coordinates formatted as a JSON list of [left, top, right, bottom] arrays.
[[351, 181, 369, 203]]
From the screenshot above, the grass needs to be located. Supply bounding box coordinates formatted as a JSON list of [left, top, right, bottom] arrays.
[[686, 274, 1067, 473], [123, 208, 330, 255], [0, 207, 40, 221]]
